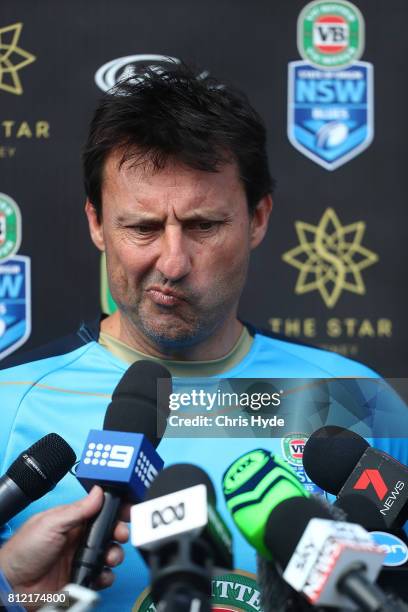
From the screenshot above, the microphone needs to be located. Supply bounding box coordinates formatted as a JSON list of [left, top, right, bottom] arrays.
[[257, 555, 315, 612], [257, 497, 348, 612], [71, 360, 172, 587], [335, 493, 408, 596], [0, 433, 76, 526], [222, 449, 404, 611], [302, 426, 408, 529], [131, 463, 233, 612], [223, 448, 308, 558], [303, 427, 408, 599]]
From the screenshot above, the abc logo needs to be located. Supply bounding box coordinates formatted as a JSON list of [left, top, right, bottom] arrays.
[[151, 502, 185, 529]]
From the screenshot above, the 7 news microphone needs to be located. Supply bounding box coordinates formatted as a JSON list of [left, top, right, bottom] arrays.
[[0, 433, 76, 526], [71, 359, 172, 587], [302, 426, 408, 597], [302, 426, 408, 529], [131, 463, 233, 612], [222, 448, 406, 611]]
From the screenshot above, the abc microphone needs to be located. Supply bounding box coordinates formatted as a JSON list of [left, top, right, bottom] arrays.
[[71, 360, 172, 587], [0, 433, 76, 526], [131, 463, 233, 612]]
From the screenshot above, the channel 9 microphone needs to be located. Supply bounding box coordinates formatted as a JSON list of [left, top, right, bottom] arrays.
[[0, 433, 76, 526], [221, 449, 407, 611], [302, 426, 408, 530], [131, 463, 233, 612], [71, 360, 172, 586]]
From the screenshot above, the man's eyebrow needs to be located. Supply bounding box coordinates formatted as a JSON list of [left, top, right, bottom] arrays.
[[116, 208, 231, 224], [116, 213, 164, 224], [177, 209, 231, 221]]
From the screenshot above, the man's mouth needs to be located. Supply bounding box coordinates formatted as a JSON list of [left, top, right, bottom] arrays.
[[146, 287, 187, 307]]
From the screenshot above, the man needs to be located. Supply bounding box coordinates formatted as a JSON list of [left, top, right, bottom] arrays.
[[0, 486, 128, 608], [0, 64, 406, 611]]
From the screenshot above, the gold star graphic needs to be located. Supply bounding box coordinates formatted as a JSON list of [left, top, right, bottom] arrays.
[[282, 208, 379, 308], [0, 23, 36, 95]]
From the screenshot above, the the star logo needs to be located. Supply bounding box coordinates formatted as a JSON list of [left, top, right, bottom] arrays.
[[0, 23, 36, 95], [282, 208, 378, 308]]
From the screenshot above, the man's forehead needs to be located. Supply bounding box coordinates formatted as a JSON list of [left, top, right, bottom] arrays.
[[102, 149, 244, 198]]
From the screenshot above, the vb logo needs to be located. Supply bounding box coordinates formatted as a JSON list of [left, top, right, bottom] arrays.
[[353, 469, 388, 500], [151, 503, 185, 529]]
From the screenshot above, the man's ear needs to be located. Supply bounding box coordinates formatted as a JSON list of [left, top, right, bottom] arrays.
[[250, 194, 273, 249], [85, 200, 105, 251]]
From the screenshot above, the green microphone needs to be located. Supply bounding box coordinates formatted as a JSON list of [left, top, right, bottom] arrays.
[[222, 449, 309, 559]]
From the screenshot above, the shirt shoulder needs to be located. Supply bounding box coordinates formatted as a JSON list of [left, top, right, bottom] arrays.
[[0, 336, 126, 471], [241, 326, 379, 378]]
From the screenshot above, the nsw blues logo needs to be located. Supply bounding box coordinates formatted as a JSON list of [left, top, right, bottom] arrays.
[[288, 60, 373, 170], [0, 255, 31, 360]]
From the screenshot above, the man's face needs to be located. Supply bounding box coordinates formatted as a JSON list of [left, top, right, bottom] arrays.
[[87, 151, 269, 350]]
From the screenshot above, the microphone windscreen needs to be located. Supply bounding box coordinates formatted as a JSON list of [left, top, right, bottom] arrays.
[[257, 555, 314, 612], [265, 496, 332, 569], [302, 426, 369, 494], [145, 463, 216, 503], [7, 433, 76, 500], [103, 360, 172, 447], [260, 495, 346, 611]]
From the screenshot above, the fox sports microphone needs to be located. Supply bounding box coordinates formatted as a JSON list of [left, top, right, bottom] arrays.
[[71, 360, 172, 587], [302, 426, 408, 530], [222, 449, 403, 611], [0, 433, 76, 526], [223, 448, 314, 611], [131, 463, 233, 612]]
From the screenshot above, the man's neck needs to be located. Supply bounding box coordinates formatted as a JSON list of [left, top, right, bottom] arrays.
[[100, 311, 243, 361]]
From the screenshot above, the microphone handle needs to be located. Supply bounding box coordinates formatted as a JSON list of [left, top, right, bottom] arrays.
[[0, 474, 31, 526], [71, 490, 121, 587], [338, 566, 401, 612], [156, 582, 212, 612]]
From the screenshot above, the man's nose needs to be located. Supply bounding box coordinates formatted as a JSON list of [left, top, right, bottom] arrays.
[[155, 227, 192, 281]]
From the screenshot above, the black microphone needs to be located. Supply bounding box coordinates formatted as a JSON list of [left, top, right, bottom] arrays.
[[303, 426, 408, 529], [131, 463, 233, 612], [257, 495, 348, 612], [266, 496, 407, 612], [0, 433, 76, 526], [334, 492, 408, 599], [257, 555, 316, 612], [303, 426, 408, 600], [71, 360, 172, 587]]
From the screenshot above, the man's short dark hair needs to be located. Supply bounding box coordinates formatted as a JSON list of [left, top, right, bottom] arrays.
[[83, 62, 274, 220]]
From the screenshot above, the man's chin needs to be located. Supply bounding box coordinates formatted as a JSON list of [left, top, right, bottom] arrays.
[[141, 320, 205, 350]]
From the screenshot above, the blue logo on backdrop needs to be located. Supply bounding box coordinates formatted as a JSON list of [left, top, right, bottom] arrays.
[[371, 532, 408, 567], [0, 255, 31, 360], [288, 60, 374, 170], [294, 465, 325, 496]]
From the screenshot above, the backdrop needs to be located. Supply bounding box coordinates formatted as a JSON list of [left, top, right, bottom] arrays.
[[1, 0, 406, 376]]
